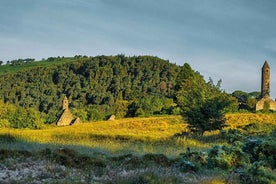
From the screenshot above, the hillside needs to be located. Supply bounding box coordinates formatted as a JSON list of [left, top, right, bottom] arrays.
[[0, 55, 183, 122]]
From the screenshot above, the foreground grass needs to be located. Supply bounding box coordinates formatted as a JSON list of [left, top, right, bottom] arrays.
[[1, 114, 276, 183]]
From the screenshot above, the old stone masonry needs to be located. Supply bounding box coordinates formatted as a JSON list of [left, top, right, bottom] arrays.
[[255, 61, 276, 111], [56, 96, 81, 126]]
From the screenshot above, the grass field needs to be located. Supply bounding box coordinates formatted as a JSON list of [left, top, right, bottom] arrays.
[[1, 113, 276, 183], [1, 113, 276, 157]]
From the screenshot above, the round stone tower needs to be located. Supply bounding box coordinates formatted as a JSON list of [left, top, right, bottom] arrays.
[[261, 61, 270, 98]]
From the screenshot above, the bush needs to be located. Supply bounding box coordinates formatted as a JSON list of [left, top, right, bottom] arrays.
[[178, 150, 207, 172], [239, 162, 276, 184], [9, 108, 43, 129], [223, 129, 245, 143], [243, 138, 276, 169], [207, 143, 249, 170]]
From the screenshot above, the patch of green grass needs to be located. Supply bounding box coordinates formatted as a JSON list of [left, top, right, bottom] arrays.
[[0, 57, 77, 75]]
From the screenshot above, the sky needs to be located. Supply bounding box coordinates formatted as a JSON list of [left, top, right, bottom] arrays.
[[1, 0, 276, 97]]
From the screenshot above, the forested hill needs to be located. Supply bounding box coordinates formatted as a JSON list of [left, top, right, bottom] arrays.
[[0, 55, 184, 122]]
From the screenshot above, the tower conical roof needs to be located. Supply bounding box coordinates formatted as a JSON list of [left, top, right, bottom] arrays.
[[263, 61, 270, 68]]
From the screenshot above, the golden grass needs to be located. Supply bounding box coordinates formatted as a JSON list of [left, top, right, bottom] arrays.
[[0, 116, 192, 156], [1, 113, 276, 156], [225, 113, 276, 129]]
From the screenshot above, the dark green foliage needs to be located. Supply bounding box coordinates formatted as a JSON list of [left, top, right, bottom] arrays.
[[142, 153, 171, 167], [87, 107, 105, 121], [0, 55, 180, 120], [176, 129, 276, 184], [178, 150, 207, 172], [185, 96, 232, 135], [223, 129, 245, 143], [0, 149, 32, 160], [0, 134, 18, 144], [207, 142, 249, 170], [243, 138, 276, 169], [232, 90, 260, 112], [52, 148, 106, 168], [239, 162, 276, 184], [175, 63, 238, 134], [127, 95, 176, 117]]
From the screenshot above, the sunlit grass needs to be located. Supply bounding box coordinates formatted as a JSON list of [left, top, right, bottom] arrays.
[[0, 116, 193, 157], [1, 113, 276, 157], [225, 113, 276, 129]]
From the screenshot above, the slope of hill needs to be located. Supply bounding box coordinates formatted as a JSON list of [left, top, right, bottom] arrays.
[[0, 55, 182, 122]]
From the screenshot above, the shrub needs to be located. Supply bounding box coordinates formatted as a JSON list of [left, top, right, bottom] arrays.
[[243, 139, 263, 163], [207, 143, 249, 170], [239, 162, 276, 184], [243, 138, 276, 169], [9, 108, 43, 129], [178, 150, 207, 172], [223, 129, 245, 143]]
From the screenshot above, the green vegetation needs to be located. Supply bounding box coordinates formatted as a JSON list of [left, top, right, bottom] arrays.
[[232, 90, 260, 111], [0, 55, 182, 123], [1, 118, 276, 183], [175, 63, 238, 135], [1, 55, 276, 183], [0, 55, 238, 130]]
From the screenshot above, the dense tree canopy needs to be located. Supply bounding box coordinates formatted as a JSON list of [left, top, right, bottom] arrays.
[[0, 55, 243, 128], [0, 55, 180, 122]]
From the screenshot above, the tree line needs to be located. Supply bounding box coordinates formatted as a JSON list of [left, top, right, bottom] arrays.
[[0, 55, 258, 130]]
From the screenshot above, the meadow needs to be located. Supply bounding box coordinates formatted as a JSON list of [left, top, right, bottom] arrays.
[[1, 113, 276, 183], [1, 113, 276, 156]]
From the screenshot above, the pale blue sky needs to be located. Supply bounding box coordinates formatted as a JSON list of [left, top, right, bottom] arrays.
[[1, 0, 276, 97]]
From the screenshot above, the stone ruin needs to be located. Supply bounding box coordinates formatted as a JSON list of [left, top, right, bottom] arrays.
[[255, 61, 276, 111], [56, 96, 81, 126]]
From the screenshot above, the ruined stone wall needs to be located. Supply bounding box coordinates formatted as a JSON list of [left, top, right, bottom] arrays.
[[256, 97, 276, 111]]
